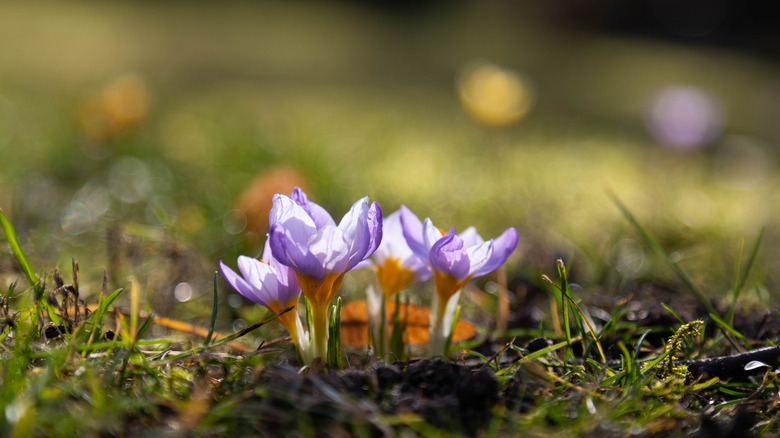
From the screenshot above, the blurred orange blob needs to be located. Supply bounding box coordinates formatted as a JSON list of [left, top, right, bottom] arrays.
[[236, 166, 309, 243], [80, 74, 150, 142], [457, 61, 535, 127], [340, 299, 476, 347]]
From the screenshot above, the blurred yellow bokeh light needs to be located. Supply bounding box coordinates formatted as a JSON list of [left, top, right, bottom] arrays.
[[457, 61, 535, 127]]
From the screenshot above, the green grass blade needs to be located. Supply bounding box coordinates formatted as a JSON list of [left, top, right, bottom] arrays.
[[661, 303, 685, 325], [0, 208, 43, 299], [632, 330, 653, 363], [608, 191, 717, 316], [327, 297, 343, 369], [555, 260, 576, 352], [75, 337, 178, 354], [690, 376, 719, 391], [463, 350, 491, 363], [44, 300, 63, 326], [548, 260, 606, 363], [617, 341, 633, 383], [730, 238, 744, 310], [567, 298, 606, 363], [514, 336, 583, 366], [135, 313, 155, 342], [709, 312, 751, 350], [635, 349, 673, 388], [727, 228, 764, 324], [90, 288, 125, 323], [204, 271, 219, 346], [304, 295, 313, 344], [389, 294, 405, 360], [85, 288, 124, 352], [738, 227, 763, 292], [717, 386, 749, 397], [543, 271, 573, 351], [601, 369, 627, 387], [561, 290, 572, 349], [211, 306, 294, 346]]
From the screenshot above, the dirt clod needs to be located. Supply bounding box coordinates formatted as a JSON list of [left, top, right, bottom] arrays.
[[250, 359, 500, 435]]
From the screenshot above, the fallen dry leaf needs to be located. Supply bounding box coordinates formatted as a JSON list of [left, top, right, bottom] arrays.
[[340, 300, 476, 346]]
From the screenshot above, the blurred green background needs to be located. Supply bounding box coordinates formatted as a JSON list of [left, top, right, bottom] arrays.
[[1, 1, 779, 339]]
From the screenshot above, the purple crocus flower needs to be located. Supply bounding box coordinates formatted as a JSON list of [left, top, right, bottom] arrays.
[[268, 187, 383, 361], [399, 205, 518, 355], [220, 240, 311, 362]]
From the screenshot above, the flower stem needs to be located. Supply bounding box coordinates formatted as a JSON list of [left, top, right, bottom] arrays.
[[428, 292, 447, 356], [296, 272, 342, 363], [311, 303, 330, 362], [429, 272, 468, 357]]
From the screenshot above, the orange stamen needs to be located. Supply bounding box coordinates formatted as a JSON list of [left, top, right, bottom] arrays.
[[294, 270, 346, 360], [295, 271, 343, 310], [375, 258, 416, 298], [433, 270, 471, 323]]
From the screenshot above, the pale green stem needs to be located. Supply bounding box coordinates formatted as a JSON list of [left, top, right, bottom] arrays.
[[428, 292, 447, 356], [428, 289, 461, 357], [311, 304, 330, 362], [366, 283, 387, 356], [295, 315, 313, 365]]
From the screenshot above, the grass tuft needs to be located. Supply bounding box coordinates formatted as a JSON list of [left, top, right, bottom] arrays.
[[607, 190, 718, 316]]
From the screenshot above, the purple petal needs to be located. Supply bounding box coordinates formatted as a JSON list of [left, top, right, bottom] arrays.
[[236, 256, 266, 288], [465, 240, 494, 277], [220, 260, 269, 307], [269, 195, 317, 243], [308, 225, 351, 273], [371, 209, 430, 282], [290, 186, 308, 205], [261, 239, 274, 262], [459, 226, 484, 246], [408, 257, 433, 282], [237, 255, 278, 305], [338, 196, 370, 258], [364, 202, 383, 258], [268, 223, 325, 280], [374, 210, 402, 262], [354, 259, 376, 270], [429, 234, 470, 280], [422, 218, 446, 252], [342, 201, 383, 272], [400, 205, 428, 261], [269, 258, 301, 304], [472, 227, 519, 277], [290, 187, 335, 229]]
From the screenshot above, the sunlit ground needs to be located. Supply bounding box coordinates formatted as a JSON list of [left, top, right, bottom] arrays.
[[1, 1, 779, 343]]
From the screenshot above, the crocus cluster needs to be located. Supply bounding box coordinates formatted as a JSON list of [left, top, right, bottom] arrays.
[[356, 205, 518, 357], [221, 188, 382, 363], [221, 187, 518, 363]]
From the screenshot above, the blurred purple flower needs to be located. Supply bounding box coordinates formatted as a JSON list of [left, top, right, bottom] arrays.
[[645, 85, 724, 150]]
